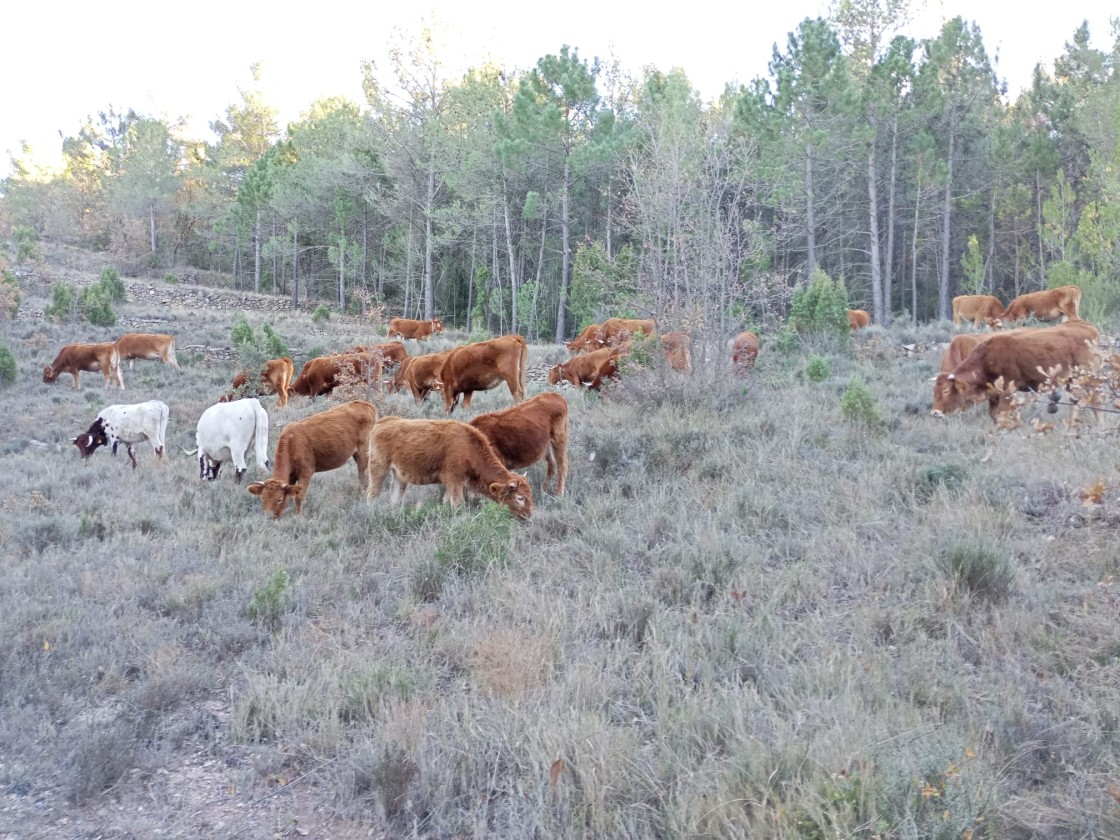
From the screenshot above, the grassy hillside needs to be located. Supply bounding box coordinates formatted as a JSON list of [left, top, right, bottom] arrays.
[[1, 258, 1119, 839]]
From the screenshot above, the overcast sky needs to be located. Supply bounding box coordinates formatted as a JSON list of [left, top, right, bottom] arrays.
[[2, 0, 1116, 177]]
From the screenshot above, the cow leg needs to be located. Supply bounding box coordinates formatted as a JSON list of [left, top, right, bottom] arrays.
[[71, 371, 80, 389], [441, 477, 465, 508], [462, 391, 473, 409], [389, 473, 409, 506], [235, 467, 246, 483], [199, 455, 206, 480], [127, 446, 138, 470], [352, 450, 368, 488]]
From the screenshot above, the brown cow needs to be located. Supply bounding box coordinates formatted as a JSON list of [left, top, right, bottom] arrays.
[[366, 416, 533, 519], [290, 353, 383, 400], [223, 357, 295, 407], [469, 392, 569, 496], [566, 323, 604, 354], [548, 345, 624, 392], [115, 333, 180, 370], [43, 342, 124, 389], [951, 295, 1004, 329], [931, 321, 1100, 420], [730, 331, 760, 375], [247, 399, 378, 517], [439, 334, 528, 413], [659, 331, 692, 372], [1002, 285, 1082, 324], [390, 351, 450, 402], [600, 317, 655, 347], [387, 317, 444, 340], [347, 341, 408, 368], [847, 309, 871, 330]]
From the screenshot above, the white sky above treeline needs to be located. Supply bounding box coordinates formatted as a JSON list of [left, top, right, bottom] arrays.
[[2, 0, 1116, 178]]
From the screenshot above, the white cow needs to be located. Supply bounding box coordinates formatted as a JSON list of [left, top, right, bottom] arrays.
[[195, 398, 271, 482], [72, 400, 170, 469]]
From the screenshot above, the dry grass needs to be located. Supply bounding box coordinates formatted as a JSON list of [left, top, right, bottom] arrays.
[[2, 260, 1120, 838]]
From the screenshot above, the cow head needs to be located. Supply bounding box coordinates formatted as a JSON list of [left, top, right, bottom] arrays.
[[930, 373, 985, 417], [42, 365, 58, 383], [431, 317, 444, 334], [72, 419, 109, 458], [248, 478, 306, 518], [487, 476, 534, 520], [547, 364, 564, 386]]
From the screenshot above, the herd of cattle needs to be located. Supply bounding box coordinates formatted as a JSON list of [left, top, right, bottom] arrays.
[[41, 283, 1100, 519]]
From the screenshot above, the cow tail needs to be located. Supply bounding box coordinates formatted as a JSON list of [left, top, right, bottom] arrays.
[[111, 346, 125, 389], [169, 337, 181, 369], [254, 403, 270, 459]]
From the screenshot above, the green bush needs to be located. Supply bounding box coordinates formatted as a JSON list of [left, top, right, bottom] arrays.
[[312, 304, 331, 323], [774, 328, 798, 356], [44, 283, 76, 322], [246, 569, 293, 629], [0, 340, 16, 387], [789, 268, 850, 337], [261, 323, 289, 358], [80, 284, 116, 327], [164, 273, 179, 284], [0, 268, 20, 319], [805, 355, 830, 382], [936, 539, 1015, 602], [14, 225, 39, 263], [435, 505, 513, 575], [840, 376, 882, 428], [98, 267, 126, 303], [230, 314, 255, 349]]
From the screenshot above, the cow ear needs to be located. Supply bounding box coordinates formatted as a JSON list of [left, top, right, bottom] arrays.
[[489, 481, 507, 497], [947, 374, 956, 381], [247, 482, 265, 496]]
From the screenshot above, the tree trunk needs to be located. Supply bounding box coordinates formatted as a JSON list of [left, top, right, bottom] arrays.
[[254, 207, 262, 294], [1035, 168, 1045, 288], [503, 197, 519, 334], [149, 202, 157, 256], [884, 112, 898, 324], [805, 141, 817, 276], [555, 155, 571, 342], [291, 218, 299, 311], [938, 115, 956, 321], [338, 223, 346, 311], [423, 162, 436, 319], [911, 178, 921, 319], [867, 130, 883, 324], [466, 230, 477, 335]]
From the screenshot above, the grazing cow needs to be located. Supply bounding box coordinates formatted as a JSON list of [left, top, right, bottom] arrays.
[[469, 393, 569, 496], [931, 321, 1100, 420], [223, 357, 295, 407], [1002, 285, 1082, 324], [247, 400, 378, 518], [548, 345, 625, 391], [43, 342, 124, 389], [600, 317, 655, 347], [730, 331, 760, 375], [951, 295, 1004, 329], [115, 333, 180, 370], [847, 309, 871, 330], [290, 353, 382, 400], [659, 331, 692, 372], [390, 351, 450, 402], [72, 400, 169, 468], [346, 341, 408, 368], [196, 398, 271, 482], [566, 323, 605, 354], [366, 417, 533, 518], [388, 317, 444, 340], [439, 334, 528, 413]]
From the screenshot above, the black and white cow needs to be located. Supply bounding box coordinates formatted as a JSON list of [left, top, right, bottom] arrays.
[[195, 397, 271, 482], [72, 400, 170, 468]]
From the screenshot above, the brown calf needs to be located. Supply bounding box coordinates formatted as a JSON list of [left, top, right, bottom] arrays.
[[1002, 285, 1082, 324], [439, 334, 528, 413], [951, 295, 1004, 329], [729, 331, 760, 375], [469, 392, 569, 496], [366, 416, 533, 518], [43, 342, 124, 389], [390, 351, 450, 402], [847, 309, 871, 330], [548, 345, 624, 391], [388, 317, 444, 340], [247, 399, 379, 517], [115, 333, 180, 370], [224, 357, 295, 407]]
